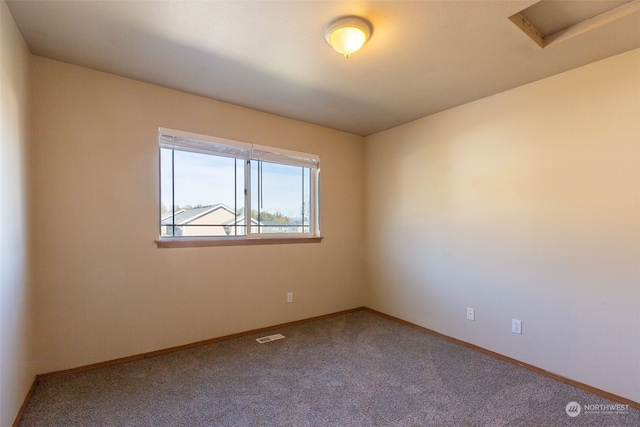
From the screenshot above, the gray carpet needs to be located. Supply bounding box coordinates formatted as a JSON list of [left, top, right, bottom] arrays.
[[19, 310, 639, 426]]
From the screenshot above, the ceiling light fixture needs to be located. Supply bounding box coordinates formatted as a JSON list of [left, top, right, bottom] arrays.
[[324, 16, 372, 58]]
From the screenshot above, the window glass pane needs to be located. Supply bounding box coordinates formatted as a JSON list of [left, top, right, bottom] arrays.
[[227, 159, 246, 236], [162, 149, 244, 237], [160, 148, 174, 236], [251, 161, 311, 234], [302, 167, 311, 234]]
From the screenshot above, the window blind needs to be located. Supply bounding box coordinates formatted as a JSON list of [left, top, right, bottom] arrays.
[[159, 128, 252, 160], [252, 144, 320, 169], [159, 128, 319, 168]]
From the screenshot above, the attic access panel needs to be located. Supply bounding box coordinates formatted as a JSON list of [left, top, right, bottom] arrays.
[[509, 0, 640, 48]]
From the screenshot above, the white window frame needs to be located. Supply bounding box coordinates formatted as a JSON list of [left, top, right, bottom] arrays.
[[158, 128, 320, 243]]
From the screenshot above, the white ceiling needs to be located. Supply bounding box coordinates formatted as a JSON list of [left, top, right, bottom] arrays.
[[7, 0, 640, 136]]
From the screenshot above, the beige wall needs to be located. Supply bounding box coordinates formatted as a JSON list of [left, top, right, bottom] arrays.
[[365, 49, 640, 402], [0, 1, 35, 425], [29, 56, 365, 374]]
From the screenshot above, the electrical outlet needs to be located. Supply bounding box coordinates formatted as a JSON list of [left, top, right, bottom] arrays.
[[466, 307, 475, 321], [512, 319, 522, 334], [287, 292, 293, 303]]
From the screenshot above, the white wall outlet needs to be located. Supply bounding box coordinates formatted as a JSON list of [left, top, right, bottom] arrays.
[[287, 292, 293, 303], [466, 307, 475, 321], [512, 319, 522, 334]]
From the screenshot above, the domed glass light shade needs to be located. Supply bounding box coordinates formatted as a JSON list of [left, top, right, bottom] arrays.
[[325, 16, 372, 58]]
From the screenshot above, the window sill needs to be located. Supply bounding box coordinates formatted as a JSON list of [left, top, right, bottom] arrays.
[[156, 236, 323, 248]]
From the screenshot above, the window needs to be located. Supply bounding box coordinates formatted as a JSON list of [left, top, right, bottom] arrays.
[[159, 128, 320, 243]]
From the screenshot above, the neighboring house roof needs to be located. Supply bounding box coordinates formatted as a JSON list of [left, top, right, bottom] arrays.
[[161, 204, 236, 225], [222, 215, 261, 226]]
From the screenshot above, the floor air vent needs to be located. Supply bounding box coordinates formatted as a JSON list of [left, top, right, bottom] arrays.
[[256, 333, 285, 344]]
